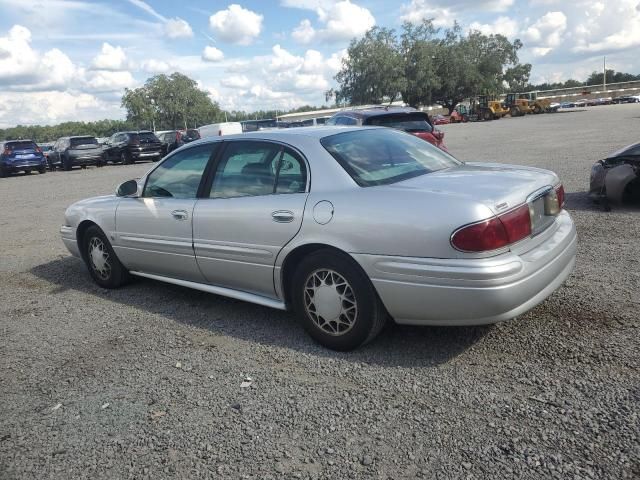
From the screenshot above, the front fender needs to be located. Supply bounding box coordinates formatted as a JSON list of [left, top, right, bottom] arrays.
[[605, 164, 637, 203]]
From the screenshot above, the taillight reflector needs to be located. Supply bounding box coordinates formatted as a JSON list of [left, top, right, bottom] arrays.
[[451, 204, 532, 252], [555, 184, 565, 208]]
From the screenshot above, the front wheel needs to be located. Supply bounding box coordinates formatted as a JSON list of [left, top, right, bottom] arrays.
[[38, 167, 46, 174], [121, 151, 133, 165], [291, 250, 387, 351], [62, 155, 73, 171], [82, 225, 130, 288]]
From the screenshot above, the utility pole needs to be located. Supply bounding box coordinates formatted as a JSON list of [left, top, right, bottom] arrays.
[[603, 56, 607, 92]]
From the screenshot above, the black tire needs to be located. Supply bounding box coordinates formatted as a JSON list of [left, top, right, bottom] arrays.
[[62, 155, 73, 171], [24, 169, 31, 175], [121, 151, 133, 165], [0, 167, 6, 178], [38, 167, 46, 174], [81, 165, 87, 169], [82, 225, 130, 289], [291, 249, 387, 351], [483, 110, 492, 121]]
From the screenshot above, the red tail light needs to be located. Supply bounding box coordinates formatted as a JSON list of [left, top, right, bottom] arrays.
[[218, 130, 222, 136], [35, 146, 42, 153], [130, 138, 140, 146], [3, 148, 11, 155], [555, 184, 565, 208], [175, 132, 181, 142], [451, 204, 532, 252]]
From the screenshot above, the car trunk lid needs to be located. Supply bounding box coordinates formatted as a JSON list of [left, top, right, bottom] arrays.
[[390, 162, 560, 218]]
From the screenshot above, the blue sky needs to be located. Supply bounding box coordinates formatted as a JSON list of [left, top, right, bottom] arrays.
[[0, 0, 638, 127]]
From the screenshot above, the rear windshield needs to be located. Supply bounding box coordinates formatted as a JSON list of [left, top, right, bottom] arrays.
[[132, 132, 159, 142], [321, 128, 460, 187], [366, 113, 433, 133], [70, 137, 98, 147], [6, 141, 37, 150]]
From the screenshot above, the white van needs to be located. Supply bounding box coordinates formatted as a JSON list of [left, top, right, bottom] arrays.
[[198, 122, 243, 138]]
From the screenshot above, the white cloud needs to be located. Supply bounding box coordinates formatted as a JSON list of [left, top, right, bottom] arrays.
[[91, 43, 128, 71], [522, 11, 566, 48], [209, 4, 263, 45], [85, 71, 136, 92], [400, 0, 513, 26], [292, 19, 316, 44], [291, 0, 375, 44], [0, 91, 120, 127], [164, 18, 193, 38], [220, 74, 251, 88], [0, 25, 80, 91], [140, 59, 172, 73], [469, 16, 518, 39], [202, 46, 224, 62]]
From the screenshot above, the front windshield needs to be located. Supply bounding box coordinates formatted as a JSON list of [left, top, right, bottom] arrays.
[[321, 128, 461, 187]]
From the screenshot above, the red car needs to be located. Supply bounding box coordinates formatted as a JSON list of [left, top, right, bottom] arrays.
[[326, 107, 447, 152], [432, 114, 450, 125]]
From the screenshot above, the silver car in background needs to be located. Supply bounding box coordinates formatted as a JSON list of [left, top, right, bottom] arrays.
[[61, 127, 577, 350]]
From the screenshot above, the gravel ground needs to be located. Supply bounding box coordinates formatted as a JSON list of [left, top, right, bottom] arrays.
[[1, 104, 638, 479]]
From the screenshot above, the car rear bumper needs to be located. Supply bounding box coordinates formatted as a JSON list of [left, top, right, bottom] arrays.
[[352, 210, 577, 326], [2, 160, 46, 171], [130, 149, 162, 159], [60, 225, 81, 257], [70, 155, 101, 165]]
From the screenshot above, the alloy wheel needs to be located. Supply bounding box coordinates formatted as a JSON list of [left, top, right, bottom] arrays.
[[304, 269, 357, 336]]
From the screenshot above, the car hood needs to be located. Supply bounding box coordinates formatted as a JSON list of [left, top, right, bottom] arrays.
[[387, 162, 559, 215]]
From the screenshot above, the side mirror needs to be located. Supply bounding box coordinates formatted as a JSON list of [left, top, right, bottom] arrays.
[[116, 179, 139, 197]]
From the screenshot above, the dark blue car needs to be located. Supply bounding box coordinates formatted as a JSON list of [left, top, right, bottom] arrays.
[[0, 140, 47, 177]]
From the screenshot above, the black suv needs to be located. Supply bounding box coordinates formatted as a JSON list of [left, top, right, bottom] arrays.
[[157, 129, 200, 155], [103, 131, 163, 164], [326, 107, 447, 151], [48, 136, 104, 171]]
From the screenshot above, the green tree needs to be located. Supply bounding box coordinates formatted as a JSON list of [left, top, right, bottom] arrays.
[[504, 63, 532, 92], [334, 27, 405, 105], [122, 72, 222, 130], [400, 20, 440, 107]]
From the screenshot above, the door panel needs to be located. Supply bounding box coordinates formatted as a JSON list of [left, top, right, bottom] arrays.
[[113, 142, 219, 282], [114, 197, 203, 281], [193, 141, 309, 298], [193, 194, 307, 297]]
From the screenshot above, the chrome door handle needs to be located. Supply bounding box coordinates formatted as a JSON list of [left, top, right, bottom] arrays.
[[272, 210, 294, 223], [171, 209, 188, 220]]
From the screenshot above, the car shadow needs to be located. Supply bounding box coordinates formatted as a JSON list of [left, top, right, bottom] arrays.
[[30, 256, 490, 368], [566, 190, 640, 212]]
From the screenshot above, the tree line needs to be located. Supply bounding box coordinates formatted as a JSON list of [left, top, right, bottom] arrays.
[[329, 21, 532, 114], [529, 70, 640, 92]]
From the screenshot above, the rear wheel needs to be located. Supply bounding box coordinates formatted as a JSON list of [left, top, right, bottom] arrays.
[[121, 151, 133, 165], [82, 225, 130, 289], [482, 109, 492, 121], [62, 155, 73, 171], [510, 106, 520, 117], [38, 167, 46, 174], [0, 167, 6, 178], [291, 250, 387, 351]]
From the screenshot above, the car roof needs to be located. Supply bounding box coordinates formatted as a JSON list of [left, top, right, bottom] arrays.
[[190, 126, 387, 146], [69, 135, 96, 139], [333, 106, 422, 118], [4, 139, 35, 143], [611, 142, 640, 157]]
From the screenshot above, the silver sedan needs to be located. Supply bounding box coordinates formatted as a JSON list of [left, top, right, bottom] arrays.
[[61, 127, 577, 350]]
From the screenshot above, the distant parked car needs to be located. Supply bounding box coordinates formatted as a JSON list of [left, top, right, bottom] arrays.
[[559, 102, 576, 109], [241, 119, 278, 132], [157, 129, 201, 155], [199, 122, 243, 138], [432, 114, 449, 125], [103, 131, 163, 164], [48, 136, 105, 171], [0, 139, 47, 177], [327, 107, 447, 152], [612, 95, 639, 104], [40, 143, 53, 163]]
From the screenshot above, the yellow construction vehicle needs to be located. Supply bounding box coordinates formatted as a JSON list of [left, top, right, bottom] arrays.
[[504, 93, 533, 117], [518, 91, 552, 114], [478, 95, 509, 119]]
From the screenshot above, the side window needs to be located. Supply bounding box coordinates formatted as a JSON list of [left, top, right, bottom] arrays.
[[276, 150, 307, 194], [209, 141, 281, 199], [143, 143, 217, 199]]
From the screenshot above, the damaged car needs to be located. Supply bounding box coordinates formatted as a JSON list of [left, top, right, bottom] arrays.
[[590, 143, 640, 208]]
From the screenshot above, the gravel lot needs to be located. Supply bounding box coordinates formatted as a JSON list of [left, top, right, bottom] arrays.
[[1, 104, 638, 479]]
